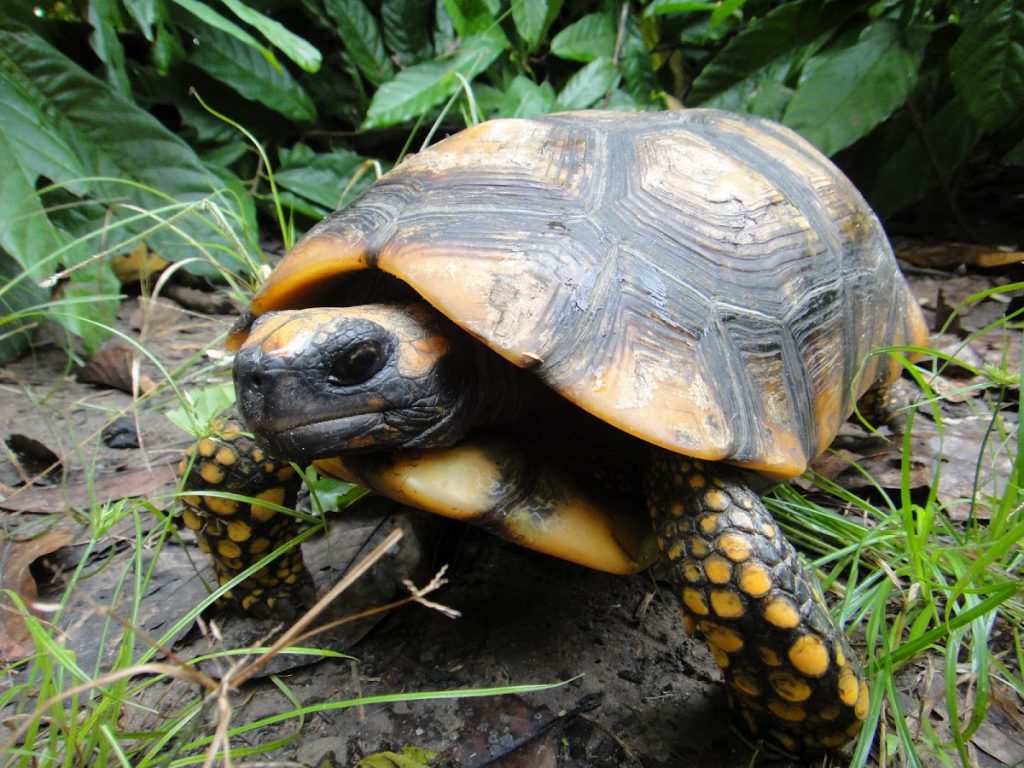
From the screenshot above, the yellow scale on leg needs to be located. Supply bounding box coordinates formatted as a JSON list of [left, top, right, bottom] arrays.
[[178, 423, 313, 617], [645, 451, 870, 750]]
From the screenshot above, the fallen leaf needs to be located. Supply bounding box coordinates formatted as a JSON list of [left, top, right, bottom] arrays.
[[110, 242, 170, 285], [896, 240, 1024, 269], [75, 343, 156, 396], [0, 527, 74, 660], [0, 464, 177, 514], [3, 434, 62, 484]]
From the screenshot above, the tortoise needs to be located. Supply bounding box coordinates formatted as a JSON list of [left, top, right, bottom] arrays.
[[180, 109, 927, 750]]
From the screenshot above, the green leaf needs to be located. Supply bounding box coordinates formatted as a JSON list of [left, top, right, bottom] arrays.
[[218, 0, 322, 73], [550, 13, 616, 63], [363, 29, 507, 129], [862, 96, 982, 217], [123, 0, 161, 41], [444, 0, 500, 37], [497, 76, 556, 117], [0, 31, 94, 281], [0, 28, 248, 272], [643, 0, 716, 16], [381, 0, 435, 65], [620, 13, 659, 106], [0, 249, 48, 363], [169, 0, 281, 70], [152, 22, 185, 75], [709, 0, 745, 28], [88, 0, 132, 97], [276, 144, 384, 213], [687, 0, 859, 109], [512, 0, 556, 50], [949, 0, 1024, 131], [188, 22, 317, 121], [323, 0, 395, 86], [782, 20, 927, 155], [555, 58, 618, 110]]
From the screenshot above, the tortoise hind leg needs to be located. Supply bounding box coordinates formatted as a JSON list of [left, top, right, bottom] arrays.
[[856, 379, 912, 432], [178, 423, 315, 618], [644, 450, 869, 751]]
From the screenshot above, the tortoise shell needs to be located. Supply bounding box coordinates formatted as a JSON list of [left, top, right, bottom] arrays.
[[233, 109, 927, 477]]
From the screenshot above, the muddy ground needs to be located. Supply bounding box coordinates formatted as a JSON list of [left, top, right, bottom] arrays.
[[0, 262, 1021, 767]]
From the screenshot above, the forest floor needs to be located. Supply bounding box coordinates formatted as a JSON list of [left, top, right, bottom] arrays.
[[0, 251, 1021, 767]]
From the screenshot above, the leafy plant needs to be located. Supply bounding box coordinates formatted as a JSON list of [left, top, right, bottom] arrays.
[[4, 0, 1020, 360]]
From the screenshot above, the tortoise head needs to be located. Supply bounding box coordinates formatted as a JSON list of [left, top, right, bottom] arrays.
[[233, 303, 473, 462]]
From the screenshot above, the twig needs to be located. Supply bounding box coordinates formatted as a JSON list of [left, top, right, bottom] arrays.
[[603, 2, 631, 108]]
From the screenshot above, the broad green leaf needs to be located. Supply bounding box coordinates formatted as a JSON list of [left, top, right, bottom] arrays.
[[620, 14, 659, 106], [188, 22, 316, 121], [88, 0, 132, 97], [783, 20, 927, 155], [169, 0, 281, 70], [0, 32, 91, 280], [0, 28, 248, 272], [550, 13, 616, 63], [218, 0, 322, 73], [123, 0, 161, 40], [949, 0, 1024, 131], [323, 0, 395, 86], [381, 0, 435, 65], [276, 144, 384, 213], [152, 22, 185, 75], [444, 0, 500, 37], [644, 0, 716, 16], [687, 0, 859, 108], [0, 249, 48, 363], [862, 97, 982, 217], [709, 0, 745, 27], [497, 76, 556, 117], [434, 0, 457, 54], [300, 52, 367, 124], [512, 0, 555, 50], [555, 58, 618, 110], [363, 29, 507, 129]]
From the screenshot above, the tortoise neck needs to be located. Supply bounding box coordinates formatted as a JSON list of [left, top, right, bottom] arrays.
[[464, 342, 547, 431]]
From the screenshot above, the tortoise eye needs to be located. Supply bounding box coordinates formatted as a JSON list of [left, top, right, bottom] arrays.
[[330, 340, 384, 386]]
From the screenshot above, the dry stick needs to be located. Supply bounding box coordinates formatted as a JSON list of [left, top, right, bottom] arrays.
[[602, 2, 631, 109], [231, 527, 405, 685], [289, 565, 461, 648]]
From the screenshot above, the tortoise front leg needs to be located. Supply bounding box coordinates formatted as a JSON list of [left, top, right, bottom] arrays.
[[178, 423, 315, 617], [645, 450, 869, 751]]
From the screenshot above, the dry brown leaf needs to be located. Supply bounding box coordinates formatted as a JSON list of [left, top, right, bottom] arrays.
[[897, 240, 1024, 269], [0, 464, 177, 514], [3, 434, 62, 483], [0, 527, 73, 660], [110, 243, 169, 285], [75, 343, 156, 396]]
